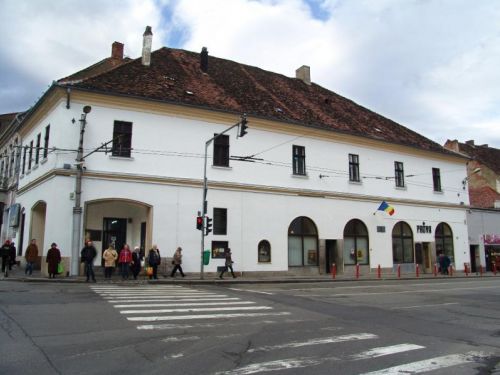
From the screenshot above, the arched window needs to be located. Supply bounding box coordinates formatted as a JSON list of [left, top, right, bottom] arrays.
[[343, 219, 369, 265], [435, 222, 454, 261], [258, 240, 271, 263], [288, 216, 318, 266], [392, 221, 413, 263]]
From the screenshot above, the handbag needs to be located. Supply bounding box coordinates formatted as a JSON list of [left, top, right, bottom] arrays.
[[146, 266, 153, 276], [57, 263, 64, 274]]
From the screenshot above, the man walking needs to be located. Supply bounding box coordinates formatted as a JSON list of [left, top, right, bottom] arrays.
[[25, 239, 39, 276], [219, 248, 236, 279], [1, 240, 11, 277], [81, 240, 97, 282]]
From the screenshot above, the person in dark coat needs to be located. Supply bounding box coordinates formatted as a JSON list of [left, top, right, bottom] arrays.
[[81, 240, 97, 282], [219, 248, 236, 279], [1, 240, 11, 276], [9, 241, 16, 270], [170, 247, 185, 278], [25, 239, 39, 276], [148, 245, 161, 279], [131, 246, 142, 280], [46, 243, 61, 279]]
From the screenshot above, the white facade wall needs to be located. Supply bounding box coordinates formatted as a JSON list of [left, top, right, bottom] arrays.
[[14, 97, 470, 274]]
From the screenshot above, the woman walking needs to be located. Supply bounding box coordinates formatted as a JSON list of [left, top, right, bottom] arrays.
[[219, 248, 236, 279], [131, 246, 142, 280], [148, 245, 161, 280], [25, 239, 38, 276], [118, 244, 132, 280], [170, 247, 185, 278], [102, 244, 118, 280], [46, 243, 61, 279]]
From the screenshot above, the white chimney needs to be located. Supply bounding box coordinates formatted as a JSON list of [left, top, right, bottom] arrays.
[[295, 65, 311, 85], [142, 26, 153, 66]]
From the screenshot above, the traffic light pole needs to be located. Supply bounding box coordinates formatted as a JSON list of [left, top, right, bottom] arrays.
[[200, 114, 247, 280]]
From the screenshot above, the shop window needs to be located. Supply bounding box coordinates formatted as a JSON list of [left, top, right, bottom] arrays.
[[112, 121, 133, 157], [435, 222, 454, 261], [211, 240, 228, 259], [258, 240, 271, 263], [343, 219, 369, 265], [288, 216, 318, 266], [392, 221, 413, 263]]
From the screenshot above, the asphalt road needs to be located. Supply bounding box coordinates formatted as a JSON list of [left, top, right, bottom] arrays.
[[0, 278, 499, 375]]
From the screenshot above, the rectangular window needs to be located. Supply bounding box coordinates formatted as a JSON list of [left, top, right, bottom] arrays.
[[43, 125, 50, 159], [292, 145, 306, 175], [112, 121, 133, 157], [28, 141, 33, 170], [213, 208, 227, 235], [211, 240, 228, 259], [22, 146, 27, 174], [394, 161, 404, 187], [35, 133, 41, 164], [213, 134, 229, 167], [349, 154, 360, 182], [8, 145, 14, 177], [432, 168, 441, 192]]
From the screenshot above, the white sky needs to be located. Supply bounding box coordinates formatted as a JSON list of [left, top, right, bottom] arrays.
[[1, 0, 499, 148]]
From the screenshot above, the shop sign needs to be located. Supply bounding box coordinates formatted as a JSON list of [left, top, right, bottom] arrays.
[[484, 234, 500, 244], [416, 225, 432, 234]]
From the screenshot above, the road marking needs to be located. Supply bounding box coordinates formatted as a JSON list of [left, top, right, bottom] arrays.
[[162, 336, 200, 343], [114, 301, 253, 308], [214, 357, 323, 375], [228, 288, 274, 295], [247, 333, 377, 353], [97, 291, 216, 295], [128, 311, 291, 322], [103, 294, 224, 299], [360, 351, 491, 374], [107, 297, 238, 303], [121, 306, 273, 314], [351, 344, 425, 360], [136, 318, 304, 330], [391, 302, 459, 310]]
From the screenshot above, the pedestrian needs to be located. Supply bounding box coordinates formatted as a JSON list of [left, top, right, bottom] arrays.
[[170, 247, 185, 278], [1, 240, 11, 277], [9, 241, 16, 270], [118, 244, 132, 280], [102, 244, 118, 280], [148, 245, 161, 280], [46, 242, 61, 279], [25, 239, 39, 276], [438, 252, 449, 275], [81, 240, 97, 282], [219, 248, 236, 279], [131, 246, 142, 280]]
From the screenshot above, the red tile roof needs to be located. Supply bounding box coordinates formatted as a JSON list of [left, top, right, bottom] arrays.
[[58, 56, 132, 83], [61, 47, 454, 155]]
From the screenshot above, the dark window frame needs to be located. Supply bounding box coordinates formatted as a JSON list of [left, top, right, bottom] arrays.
[[213, 207, 227, 235], [349, 154, 360, 182], [35, 133, 41, 165], [211, 240, 228, 259], [213, 134, 230, 167], [22, 146, 27, 175], [43, 125, 50, 159], [28, 141, 33, 170], [343, 219, 369, 265], [394, 161, 405, 187], [258, 240, 271, 263], [112, 121, 133, 158], [432, 168, 441, 192], [392, 221, 414, 263], [292, 145, 306, 176]]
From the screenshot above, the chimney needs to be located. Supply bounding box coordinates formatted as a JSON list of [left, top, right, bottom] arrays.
[[296, 65, 311, 85], [111, 42, 124, 60], [142, 26, 153, 66], [200, 47, 208, 73]]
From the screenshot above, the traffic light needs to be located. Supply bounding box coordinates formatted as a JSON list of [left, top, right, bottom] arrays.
[[205, 216, 212, 235], [196, 215, 203, 230], [239, 115, 248, 137]]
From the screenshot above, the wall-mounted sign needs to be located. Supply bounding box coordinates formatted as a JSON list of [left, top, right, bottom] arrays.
[[377, 226, 386, 233], [484, 234, 500, 244], [9, 203, 20, 227], [417, 225, 432, 234]]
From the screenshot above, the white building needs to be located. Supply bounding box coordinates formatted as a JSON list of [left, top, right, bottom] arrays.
[[5, 28, 471, 276]]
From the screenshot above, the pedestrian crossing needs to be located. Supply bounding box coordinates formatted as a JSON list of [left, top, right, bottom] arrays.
[[91, 285, 497, 374]]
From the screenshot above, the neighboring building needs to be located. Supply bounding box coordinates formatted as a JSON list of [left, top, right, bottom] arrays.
[[444, 139, 500, 271], [10, 27, 470, 276]]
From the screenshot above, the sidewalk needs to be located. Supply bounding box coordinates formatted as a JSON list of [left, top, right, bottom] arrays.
[[1, 264, 498, 285]]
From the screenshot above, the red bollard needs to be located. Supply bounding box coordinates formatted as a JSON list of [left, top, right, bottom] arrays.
[[377, 264, 381, 279], [355, 263, 360, 279], [416, 264, 420, 277], [493, 263, 497, 275], [480, 265, 484, 276], [433, 263, 438, 277], [464, 263, 469, 276], [331, 263, 336, 279], [397, 264, 401, 278]]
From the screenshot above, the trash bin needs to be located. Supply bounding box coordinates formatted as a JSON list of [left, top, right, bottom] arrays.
[[203, 250, 210, 266]]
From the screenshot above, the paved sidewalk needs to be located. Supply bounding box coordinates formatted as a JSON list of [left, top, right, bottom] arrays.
[[1, 264, 498, 285]]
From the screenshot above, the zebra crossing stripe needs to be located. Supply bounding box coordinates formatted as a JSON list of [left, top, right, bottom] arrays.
[[247, 333, 378, 353], [114, 301, 254, 308], [127, 311, 292, 321], [107, 297, 238, 303], [360, 351, 491, 374], [120, 306, 272, 314], [103, 294, 223, 299], [350, 344, 424, 359]]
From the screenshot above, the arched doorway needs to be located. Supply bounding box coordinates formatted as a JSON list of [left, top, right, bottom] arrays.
[[435, 222, 454, 262], [30, 201, 47, 271], [288, 216, 318, 267], [392, 221, 413, 264], [343, 219, 369, 266]]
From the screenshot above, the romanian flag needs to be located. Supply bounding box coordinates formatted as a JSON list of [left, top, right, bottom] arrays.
[[377, 201, 395, 216]]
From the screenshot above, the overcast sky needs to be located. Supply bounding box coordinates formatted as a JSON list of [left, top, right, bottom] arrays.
[[1, 0, 499, 148]]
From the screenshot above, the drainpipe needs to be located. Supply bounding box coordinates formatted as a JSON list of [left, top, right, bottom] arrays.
[[70, 106, 91, 276]]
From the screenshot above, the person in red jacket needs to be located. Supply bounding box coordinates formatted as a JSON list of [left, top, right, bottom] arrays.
[[118, 244, 132, 280]]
